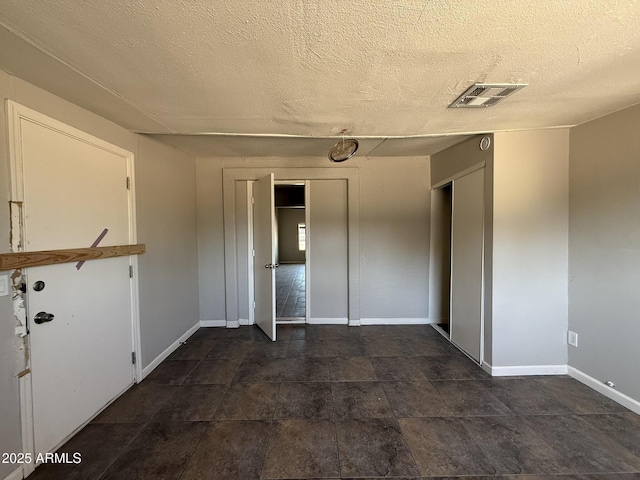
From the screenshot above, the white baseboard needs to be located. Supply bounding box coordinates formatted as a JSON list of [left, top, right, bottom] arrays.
[[483, 362, 568, 377], [568, 366, 640, 415], [308, 317, 349, 325], [199, 319, 226, 328], [141, 321, 200, 379], [360, 318, 434, 325], [348, 319, 361, 327], [226, 320, 240, 328], [3, 466, 22, 480], [238, 318, 253, 326]]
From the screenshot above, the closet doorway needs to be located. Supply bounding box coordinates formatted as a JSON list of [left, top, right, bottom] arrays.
[[233, 168, 356, 341], [274, 183, 307, 324], [430, 167, 485, 364], [430, 183, 452, 336]]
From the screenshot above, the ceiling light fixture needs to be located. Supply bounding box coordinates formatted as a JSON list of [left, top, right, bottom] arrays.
[[449, 83, 528, 108], [328, 130, 358, 162]]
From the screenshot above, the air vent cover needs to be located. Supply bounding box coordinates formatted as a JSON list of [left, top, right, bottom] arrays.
[[449, 83, 527, 108]]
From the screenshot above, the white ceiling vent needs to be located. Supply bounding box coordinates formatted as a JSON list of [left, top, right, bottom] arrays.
[[449, 83, 528, 108]]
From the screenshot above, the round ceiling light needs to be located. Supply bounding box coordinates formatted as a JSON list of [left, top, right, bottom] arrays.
[[328, 138, 359, 162]]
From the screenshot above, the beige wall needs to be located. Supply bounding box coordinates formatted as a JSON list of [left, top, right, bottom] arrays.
[[430, 136, 492, 187], [136, 136, 200, 367], [277, 208, 306, 263], [195, 158, 229, 323], [360, 157, 431, 320], [492, 129, 569, 367], [0, 72, 199, 477], [569, 103, 640, 402]]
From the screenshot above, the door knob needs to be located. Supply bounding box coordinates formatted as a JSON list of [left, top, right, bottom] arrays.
[[264, 263, 280, 269], [34, 312, 54, 324]]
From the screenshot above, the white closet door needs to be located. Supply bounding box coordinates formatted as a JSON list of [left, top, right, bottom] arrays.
[[450, 168, 484, 362]]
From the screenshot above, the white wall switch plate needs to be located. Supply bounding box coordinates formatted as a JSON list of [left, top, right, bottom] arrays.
[[568, 330, 578, 347], [0, 275, 9, 297]]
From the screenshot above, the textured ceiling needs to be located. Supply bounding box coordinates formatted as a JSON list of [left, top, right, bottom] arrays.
[[1, 1, 639, 156]]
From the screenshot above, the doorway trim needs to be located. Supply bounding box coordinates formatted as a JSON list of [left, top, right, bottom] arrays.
[[223, 167, 360, 327], [7, 100, 142, 475]]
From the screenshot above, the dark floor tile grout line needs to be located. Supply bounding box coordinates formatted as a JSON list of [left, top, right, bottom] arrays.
[[95, 426, 145, 480], [258, 405, 282, 480], [175, 423, 209, 480], [332, 417, 343, 480], [96, 390, 180, 480]]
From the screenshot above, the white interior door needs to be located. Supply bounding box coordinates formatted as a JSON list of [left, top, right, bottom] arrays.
[[253, 173, 276, 341], [16, 110, 135, 457], [450, 167, 484, 362]]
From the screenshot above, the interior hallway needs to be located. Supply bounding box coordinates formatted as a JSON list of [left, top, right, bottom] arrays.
[[27, 325, 640, 480]]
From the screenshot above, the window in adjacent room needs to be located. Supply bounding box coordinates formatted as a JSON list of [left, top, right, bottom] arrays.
[[297, 223, 306, 251]]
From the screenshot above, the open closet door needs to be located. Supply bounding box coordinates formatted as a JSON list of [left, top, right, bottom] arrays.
[[254, 173, 277, 340], [450, 167, 484, 362]]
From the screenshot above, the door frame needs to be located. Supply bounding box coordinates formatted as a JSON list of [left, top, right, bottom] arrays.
[[223, 168, 360, 327], [6, 100, 142, 475]]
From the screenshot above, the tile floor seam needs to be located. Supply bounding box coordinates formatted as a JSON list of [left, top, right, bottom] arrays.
[[94, 424, 146, 480], [174, 422, 210, 480], [259, 418, 282, 480], [392, 409, 423, 479]]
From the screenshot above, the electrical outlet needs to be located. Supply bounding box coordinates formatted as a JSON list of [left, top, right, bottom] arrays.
[[568, 330, 578, 347]]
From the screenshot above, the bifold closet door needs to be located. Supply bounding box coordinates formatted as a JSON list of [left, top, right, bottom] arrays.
[[308, 179, 348, 323], [450, 167, 484, 362]]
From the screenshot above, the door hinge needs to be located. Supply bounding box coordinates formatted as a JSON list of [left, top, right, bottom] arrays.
[[131, 352, 136, 364], [126, 177, 131, 190], [251, 196, 255, 205], [253, 301, 256, 309], [252, 249, 255, 257], [129, 265, 133, 278]]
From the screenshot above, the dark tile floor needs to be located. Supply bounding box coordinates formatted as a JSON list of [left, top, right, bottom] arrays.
[[276, 263, 305, 319], [29, 325, 640, 480]]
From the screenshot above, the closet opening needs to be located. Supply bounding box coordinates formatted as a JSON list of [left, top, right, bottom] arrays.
[[431, 183, 452, 336], [274, 183, 306, 324]]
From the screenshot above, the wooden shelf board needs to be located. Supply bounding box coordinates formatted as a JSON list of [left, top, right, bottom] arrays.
[[0, 244, 146, 270]]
